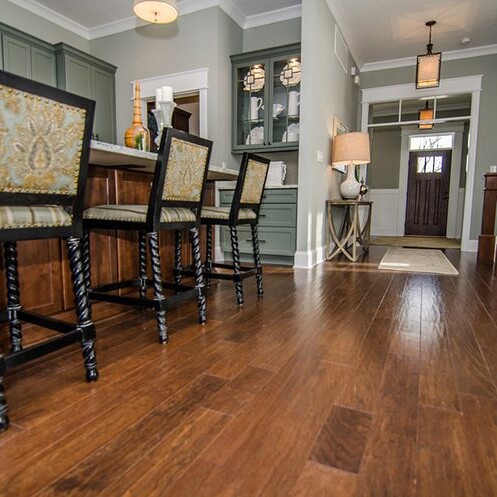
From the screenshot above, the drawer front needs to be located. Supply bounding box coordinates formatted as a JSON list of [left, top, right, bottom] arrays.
[[258, 204, 297, 227], [219, 188, 297, 206], [221, 227, 296, 256]]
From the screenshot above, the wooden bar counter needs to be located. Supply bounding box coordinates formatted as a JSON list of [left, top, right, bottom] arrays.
[[0, 141, 238, 317]]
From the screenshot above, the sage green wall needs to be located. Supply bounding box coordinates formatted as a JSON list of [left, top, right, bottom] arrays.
[[90, 7, 242, 169], [297, 0, 359, 261], [361, 54, 497, 240], [369, 127, 401, 189], [243, 18, 301, 52], [0, 0, 90, 51]]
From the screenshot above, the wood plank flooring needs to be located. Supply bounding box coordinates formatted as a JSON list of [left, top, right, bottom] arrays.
[[1, 247, 497, 496]]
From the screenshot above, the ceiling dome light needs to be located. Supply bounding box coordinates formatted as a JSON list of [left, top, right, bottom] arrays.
[[133, 0, 178, 24]]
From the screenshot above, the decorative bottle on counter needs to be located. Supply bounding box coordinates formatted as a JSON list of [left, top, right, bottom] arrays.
[[125, 81, 151, 151]]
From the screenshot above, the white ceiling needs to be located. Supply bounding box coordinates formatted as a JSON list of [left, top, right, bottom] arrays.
[[9, 0, 497, 67], [21, 0, 301, 29], [330, 0, 497, 66]]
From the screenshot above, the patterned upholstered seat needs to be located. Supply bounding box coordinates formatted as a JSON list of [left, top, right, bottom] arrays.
[[0, 205, 72, 229], [0, 70, 98, 433], [82, 128, 213, 345], [84, 205, 196, 223], [201, 206, 256, 221]]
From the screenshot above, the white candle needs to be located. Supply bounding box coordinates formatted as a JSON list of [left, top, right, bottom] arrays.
[[162, 86, 173, 101], [155, 88, 163, 102]]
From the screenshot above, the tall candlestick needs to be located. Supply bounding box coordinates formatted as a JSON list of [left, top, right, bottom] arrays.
[[161, 86, 173, 101]]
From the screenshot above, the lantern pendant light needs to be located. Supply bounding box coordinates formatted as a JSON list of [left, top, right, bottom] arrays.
[[418, 101, 434, 129], [416, 21, 442, 89], [133, 0, 178, 24]]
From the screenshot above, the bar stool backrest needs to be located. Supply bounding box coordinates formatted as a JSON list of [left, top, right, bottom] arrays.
[[0, 71, 95, 225], [229, 153, 270, 223], [148, 128, 213, 226]]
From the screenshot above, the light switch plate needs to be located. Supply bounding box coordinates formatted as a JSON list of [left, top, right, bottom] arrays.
[[317, 150, 324, 163]]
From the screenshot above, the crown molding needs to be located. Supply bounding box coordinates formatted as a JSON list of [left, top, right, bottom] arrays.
[[6, 0, 90, 39], [218, 0, 245, 28], [8, 0, 303, 40], [361, 43, 497, 73], [243, 4, 302, 30]]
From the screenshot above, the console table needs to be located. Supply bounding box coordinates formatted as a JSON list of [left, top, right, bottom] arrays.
[[478, 173, 497, 265], [326, 200, 373, 262]]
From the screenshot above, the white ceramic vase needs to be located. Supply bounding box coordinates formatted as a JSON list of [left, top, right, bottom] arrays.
[[340, 163, 360, 199]]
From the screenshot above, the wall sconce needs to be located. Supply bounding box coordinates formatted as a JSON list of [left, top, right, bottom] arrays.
[[416, 21, 442, 89]]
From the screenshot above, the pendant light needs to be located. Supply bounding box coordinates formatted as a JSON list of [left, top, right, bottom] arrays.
[[418, 101, 434, 129], [133, 0, 178, 24], [416, 21, 441, 89]]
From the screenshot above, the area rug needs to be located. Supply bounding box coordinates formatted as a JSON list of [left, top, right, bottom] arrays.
[[371, 236, 460, 249], [378, 247, 459, 275]]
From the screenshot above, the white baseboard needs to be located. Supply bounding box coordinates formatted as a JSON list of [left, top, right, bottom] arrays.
[[293, 245, 327, 269], [461, 239, 478, 252]]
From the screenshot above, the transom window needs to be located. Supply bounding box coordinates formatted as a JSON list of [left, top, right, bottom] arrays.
[[417, 155, 443, 174], [410, 134, 453, 151]]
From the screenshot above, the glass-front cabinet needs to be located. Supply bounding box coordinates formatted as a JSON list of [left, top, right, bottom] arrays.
[[231, 43, 301, 153]]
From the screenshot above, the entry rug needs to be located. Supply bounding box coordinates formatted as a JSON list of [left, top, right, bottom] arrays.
[[379, 248, 459, 276]]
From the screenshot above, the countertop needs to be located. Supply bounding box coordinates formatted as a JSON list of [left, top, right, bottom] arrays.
[[89, 140, 239, 181], [218, 182, 298, 190]]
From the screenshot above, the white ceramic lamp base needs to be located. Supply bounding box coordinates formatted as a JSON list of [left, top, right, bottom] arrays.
[[340, 163, 360, 199]]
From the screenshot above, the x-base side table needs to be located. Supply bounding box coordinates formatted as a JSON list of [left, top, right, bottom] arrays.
[[326, 200, 373, 262]]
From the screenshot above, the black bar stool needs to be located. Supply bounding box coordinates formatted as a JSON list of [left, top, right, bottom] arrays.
[[0, 70, 98, 431], [82, 128, 213, 344], [178, 153, 270, 306]]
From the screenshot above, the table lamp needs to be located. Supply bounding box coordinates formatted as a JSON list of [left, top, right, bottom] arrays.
[[332, 132, 370, 199]]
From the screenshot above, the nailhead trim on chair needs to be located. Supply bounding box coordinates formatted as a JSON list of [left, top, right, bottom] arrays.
[[201, 206, 256, 221], [83, 204, 196, 223]]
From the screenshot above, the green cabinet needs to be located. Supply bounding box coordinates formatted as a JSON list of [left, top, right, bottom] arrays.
[[55, 43, 117, 143], [219, 188, 297, 265], [231, 43, 301, 154], [0, 25, 56, 86]]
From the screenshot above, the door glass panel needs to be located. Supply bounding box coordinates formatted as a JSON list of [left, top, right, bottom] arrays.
[[272, 55, 301, 144], [417, 155, 443, 173], [235, 63, 266, 147]]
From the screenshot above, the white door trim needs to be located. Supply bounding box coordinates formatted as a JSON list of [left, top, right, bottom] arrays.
[[360, 75, 482, 251], [398, 125, 464, 238]]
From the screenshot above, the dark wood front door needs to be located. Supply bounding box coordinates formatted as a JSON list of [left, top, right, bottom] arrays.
[[405, 150, 451, 236]]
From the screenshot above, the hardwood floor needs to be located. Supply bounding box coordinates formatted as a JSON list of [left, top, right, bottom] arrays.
[[1, 246, 497, 497]]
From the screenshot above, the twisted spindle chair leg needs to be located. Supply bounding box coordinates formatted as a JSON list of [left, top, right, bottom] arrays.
[[205, 224, 213, 287], [229, 226, 244, 306], [191, 227, 207, 324], [138, 231, 147, 299], [67, 236, 98, 382], [0, 373, 9, 432], [81, 230, 93, 319], [148, 232, 168, 344], [4, 241, 23, 353], [251, 224, 264, 296], [174, 230, 182, 287]]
